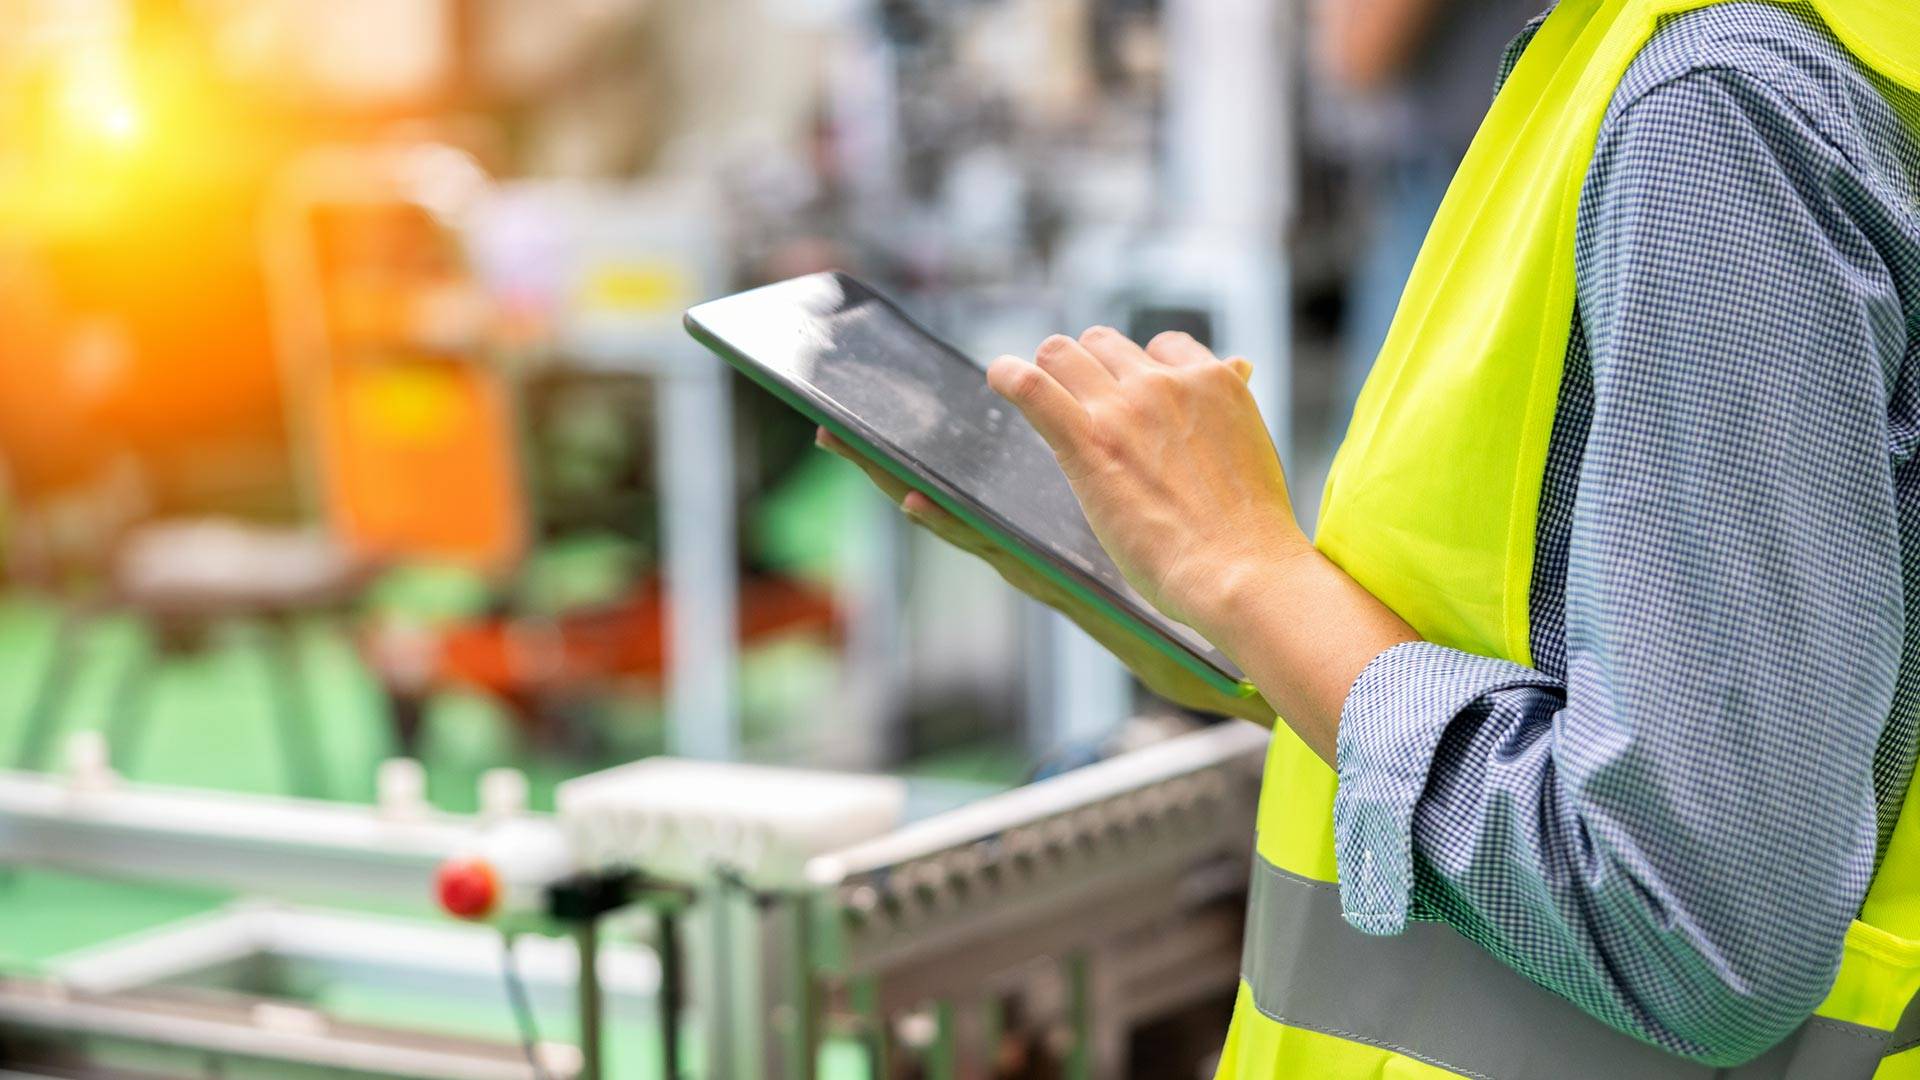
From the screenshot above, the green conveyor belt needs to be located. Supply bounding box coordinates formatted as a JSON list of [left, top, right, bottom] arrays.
[[0, 585, 1010, 1079]]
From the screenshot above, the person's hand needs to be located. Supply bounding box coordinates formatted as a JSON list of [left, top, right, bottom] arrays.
[[985, 327, 1422, 766], [984, 328, 1312, 644], [815, 427, 1274, 725], [818, 325, 1419, 764]]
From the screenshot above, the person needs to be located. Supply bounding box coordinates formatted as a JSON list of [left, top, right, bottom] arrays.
[[824, 0, 1920, 1075], [1316, 0, 1537, 419]]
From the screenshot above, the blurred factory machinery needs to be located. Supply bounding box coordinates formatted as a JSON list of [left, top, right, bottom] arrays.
[[0, 0, 1316, 1076], [0, 722, 1266, 1078], [0, 0, 1307, 767]]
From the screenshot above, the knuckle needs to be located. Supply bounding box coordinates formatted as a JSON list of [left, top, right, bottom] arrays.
[[1201, 361, 1247, 391], [1058, 452, 1098, 484], [1004, 366, 1043, 399], [1147, 330, 1194, 354], [1084, 416, 1125, 456], [1035, 334, 1075, 362], [1125, 367, 1178, 399], [1135, 365, 1177, 388], [1114, 390, 1153, 421]]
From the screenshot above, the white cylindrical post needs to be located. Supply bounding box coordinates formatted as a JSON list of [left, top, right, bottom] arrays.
[[659, 364, 740, 761]]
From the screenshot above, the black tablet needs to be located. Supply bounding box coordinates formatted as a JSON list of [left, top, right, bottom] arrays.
[[684, 271, 1252, 696]]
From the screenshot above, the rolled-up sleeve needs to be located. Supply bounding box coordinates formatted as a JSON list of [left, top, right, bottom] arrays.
[[1329, 66, 1908, 1065], [1334, 642, 1558, 933]]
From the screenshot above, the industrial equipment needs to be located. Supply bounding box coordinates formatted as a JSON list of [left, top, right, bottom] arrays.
[[0, 722, 1264, 1079], [0, 1, 1306, 1077]]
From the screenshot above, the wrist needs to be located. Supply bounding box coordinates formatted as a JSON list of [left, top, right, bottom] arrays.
[[1186, 534, 1320, 648]]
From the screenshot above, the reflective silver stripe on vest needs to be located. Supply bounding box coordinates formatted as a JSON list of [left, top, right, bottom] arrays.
[[1892, 989, 1920, 1056], [1243, 855, 1897, 1080]]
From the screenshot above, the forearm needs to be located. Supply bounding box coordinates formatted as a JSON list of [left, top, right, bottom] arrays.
[[1190, 545, 1420, 765], [1352, 641, 1885, 1065]]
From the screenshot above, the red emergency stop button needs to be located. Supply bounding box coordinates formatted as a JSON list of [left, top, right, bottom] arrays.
[[436, 857, 500, 919]]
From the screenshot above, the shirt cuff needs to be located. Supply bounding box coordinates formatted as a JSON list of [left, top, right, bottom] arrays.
[[1332, 641, 1557, 936]]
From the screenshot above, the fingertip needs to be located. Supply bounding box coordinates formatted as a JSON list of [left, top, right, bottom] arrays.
[[987, 356, 1034, 398], [1227, 357, 1254, 382], [902, 491, 948, 523]]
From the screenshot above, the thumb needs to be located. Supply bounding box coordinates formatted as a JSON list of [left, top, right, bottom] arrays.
[[1226, 357, 1254, 383]]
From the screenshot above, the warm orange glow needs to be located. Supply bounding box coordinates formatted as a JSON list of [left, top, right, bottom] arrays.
[[58, 52, 145, 149], [0, 28, 255, 240], [0, 12, 292, 476]]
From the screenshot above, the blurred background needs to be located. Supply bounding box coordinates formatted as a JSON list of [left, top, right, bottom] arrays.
[[0, 0, 1532, 1077]]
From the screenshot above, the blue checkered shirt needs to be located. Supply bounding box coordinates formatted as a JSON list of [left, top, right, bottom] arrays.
[[1329, 2, 1920, 1066]]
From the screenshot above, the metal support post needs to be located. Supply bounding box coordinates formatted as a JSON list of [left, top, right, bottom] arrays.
[[575, 920, 603, 1080], [659, 904, 686, 1080], [658, 364, 739, 761]]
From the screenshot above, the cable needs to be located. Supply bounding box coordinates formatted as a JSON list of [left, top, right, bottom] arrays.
[[500, 932, 554, 1080]]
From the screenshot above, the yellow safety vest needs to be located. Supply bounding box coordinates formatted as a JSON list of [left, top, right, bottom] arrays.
[[1216, 1, 1920, 1077]]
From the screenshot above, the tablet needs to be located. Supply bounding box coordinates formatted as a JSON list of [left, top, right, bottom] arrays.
[[684, 271, 1252, 696]]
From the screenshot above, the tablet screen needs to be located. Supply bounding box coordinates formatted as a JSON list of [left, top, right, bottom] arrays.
[[686, 272, 1243, 684]]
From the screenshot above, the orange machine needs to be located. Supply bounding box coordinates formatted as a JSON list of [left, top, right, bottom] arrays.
[[265, 145, 526, 579], [319, 353, 523, 575]]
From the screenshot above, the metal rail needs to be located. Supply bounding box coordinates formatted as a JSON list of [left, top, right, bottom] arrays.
[[0, 767, 517, 909], [0, 979, 569, 1080]]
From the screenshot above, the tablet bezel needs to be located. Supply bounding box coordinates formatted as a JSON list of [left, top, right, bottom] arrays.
[[683, 272, 1256, 700]]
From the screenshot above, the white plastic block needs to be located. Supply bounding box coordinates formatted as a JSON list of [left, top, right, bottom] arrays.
[[557, 758, 907, 889]]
